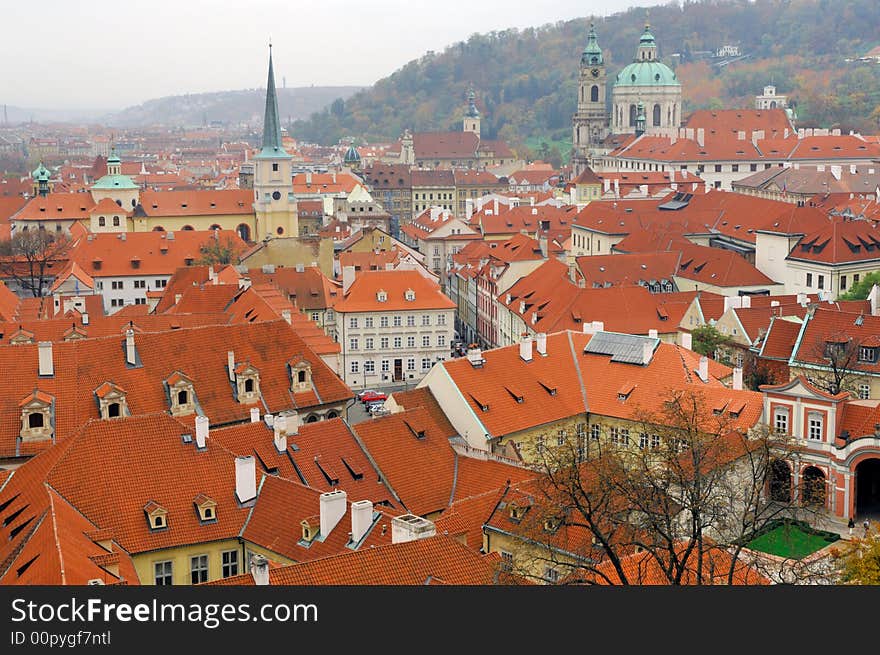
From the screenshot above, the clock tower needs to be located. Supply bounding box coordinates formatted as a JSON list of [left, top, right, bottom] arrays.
[[572, 23, 608, 177], [253, 44, 298, 240]]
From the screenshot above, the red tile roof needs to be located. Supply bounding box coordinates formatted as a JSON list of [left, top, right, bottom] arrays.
[[137, 189, 254, 217], [210, 535, 507, 585], [413, 132, 480, 160], [435, 488, 506, 550], [758, 316, 803, 360], [474, 204, 577, 237], [574, 252, 679, 288], [13, 193, 97, 221], [334, 269, 454, 313], [791, 307, 880, 375], [674, 242, 777, 287], [0, 280, 20, 322], [786, 218, 880, 265]]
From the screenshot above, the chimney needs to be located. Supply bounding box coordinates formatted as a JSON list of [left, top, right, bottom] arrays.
[[286, 411, 301, 435], [227, 351, 235, 381], [235, 455, 257, 504], [698, 356, 709, 382], [195, 415, 209, 449], [466, 346, 484, 368], [681, 332, 692, 350], [741, 296, 751, 309], [732, 366, 743, 391], [642, 341, 653, 365], [391, 514, 436, 544], [273, 414, 287, 452], [281, 309, 292, 324], [306, 171, 312, 185], [208, 265, 216, 284], [295, 262, 304, 273], [519, 334, 533, 362], [592, 320, 604, 332], [38, 342, 53, 376], [771, 300, 780, 307], [868, 283, 880, 316], [696, 128, 705, 148], [535, 332, 547, 356], [125, 329, 137, 366], [82, 313, 89, 325], [250, 554, 269, 586], [493, 198, 499, 215], [465, 198, 474, 219], [342, 265, 356, 293], [250, 407, 260, 423], [350, 500, 373, 544], [174, 293, 183, 305], [797, 292, 808, 306], [237, 276, 251, 290], [319, 489, 347, 538], [648, 329, 658, 338]]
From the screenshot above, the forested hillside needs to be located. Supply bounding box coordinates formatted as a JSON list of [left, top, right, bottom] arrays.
[[292, 0, 880, 162]]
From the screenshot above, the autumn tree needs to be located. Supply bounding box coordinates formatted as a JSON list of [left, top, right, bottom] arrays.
[[0, 230, 72, 304], [833, 521, 880, 585], [808, 331, 862, 395], [502, 388, 821, 585], [690, 324, 732, 360], [198, 235, 243, 266]]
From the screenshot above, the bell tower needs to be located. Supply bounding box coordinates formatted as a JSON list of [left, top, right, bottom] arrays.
[[572, 23, 607, 177], [253, 43, 298, 240], [463, 88, 481, 138]]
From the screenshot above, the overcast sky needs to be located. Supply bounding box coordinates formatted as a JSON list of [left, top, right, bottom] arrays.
[[2, 0, 669, 110]]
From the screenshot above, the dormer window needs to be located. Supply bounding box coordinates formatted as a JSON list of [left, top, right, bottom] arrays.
[[193, 494, 217, 523], [19, 390, 54, 442], [508, 501, 530, 522], [95, 382, 129, 420], [144, 501, 168, 531], [300, 517, 319, 544], [859, 346, 878, 363], [543, 516, 562, 533], [166, 371, 196, 416], [289, 357, 313, 393], [405, 288, 415, 301], [10, 328, 35, 345], [234, 363, 260, 403], [376, 289, 388, 302]]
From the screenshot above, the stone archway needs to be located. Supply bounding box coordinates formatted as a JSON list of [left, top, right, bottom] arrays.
[[769, 460, 791, 502], [855, 458, 880, 518], [801, 466, 826, 507]]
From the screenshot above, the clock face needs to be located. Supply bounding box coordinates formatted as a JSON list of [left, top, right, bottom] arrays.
[[591, 68, 600, 77]]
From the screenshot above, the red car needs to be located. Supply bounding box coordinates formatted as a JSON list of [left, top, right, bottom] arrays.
[[358, 390, 387, 404]]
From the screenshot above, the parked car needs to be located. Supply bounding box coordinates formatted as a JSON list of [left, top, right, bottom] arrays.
[[367, 400, 389, 416], [357, 390, 387, 404]]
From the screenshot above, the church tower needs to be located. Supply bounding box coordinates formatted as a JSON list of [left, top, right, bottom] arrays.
[[463, 88, 481, 138], [252, 44, 298, 241], [572, 23, 607, 177]]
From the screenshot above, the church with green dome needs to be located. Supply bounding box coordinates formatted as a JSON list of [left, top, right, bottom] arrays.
[[610, 23, 682, 135], [572, 21, 683, 175]]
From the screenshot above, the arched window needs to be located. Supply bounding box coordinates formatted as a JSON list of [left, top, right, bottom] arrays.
[[590, 85, 599, 102], [236, 223, 251, 242], [801, 467, 826, 507], [306, 415, 319, 423], [653, 104, 661, 127], [112, 216, 120, 226], [629, 104, 638, 127], [153, 225, 165, 231], [298, 370, 306, 383], [98, 217, 106, 227], [177, 390, 188, 406], [276, 226, 284, 235], [209, 224, 221, 231], [108, 402, 121, 418], [769, 460, 791, 502], [244, 379, 254, 393], [28, 412, 44, 428], [116, 199, 122, 207], [181, 225, 194, 231], [326, 411, 338, 419], [770, 100, 777, 108]]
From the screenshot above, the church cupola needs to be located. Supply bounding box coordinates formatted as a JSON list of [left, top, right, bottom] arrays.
[[635, 102, 647, 136], [581, 23, 604, 66], [31, 162, 51, 197], [636, 23, 658, 62], [463, 88, 481, 138], [106, 148, 122, 176]]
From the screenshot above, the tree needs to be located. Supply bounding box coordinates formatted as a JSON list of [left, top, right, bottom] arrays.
[[0, 230, 72, 307], [690, 324, 731, 359], [198, 235, 242, 266], [839, 272, 880, 300], [833, 520, 880, 584], [808, 331, 862, 395], [502, 388, 821, 585]]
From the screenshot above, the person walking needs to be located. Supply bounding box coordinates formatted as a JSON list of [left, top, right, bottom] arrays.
[[848, 517, 855, 537], [863, 518, 871, 538]]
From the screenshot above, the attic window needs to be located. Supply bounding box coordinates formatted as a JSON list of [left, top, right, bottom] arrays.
[[728, 401, 746, 417], [376, 289, 387, 302], [131, 258, 140, 269], [543, 516, 562, 533], [404, 288, 416, 301], [469, 392, 489, 412], [184, 257, 194, 266], [508, 502, 529, 522], [144, 502, 168, 531], [505, 385, 524, 403], [617, 383, 636, 401], [193, 495, 217, 523], [539, 380, 557, 396], [300, 518, 318, 543]]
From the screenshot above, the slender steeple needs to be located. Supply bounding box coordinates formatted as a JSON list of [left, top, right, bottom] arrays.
[[260, 43, 287, 155], [581, 22, 604, 66]]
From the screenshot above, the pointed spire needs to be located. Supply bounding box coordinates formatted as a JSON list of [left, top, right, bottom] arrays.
[[582, 20, 604, 65], [261, 43, 285, 153], [466, 87, 480, 118]]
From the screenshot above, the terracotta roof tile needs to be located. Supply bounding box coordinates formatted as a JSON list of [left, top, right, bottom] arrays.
[[334, 270, 454, 313]]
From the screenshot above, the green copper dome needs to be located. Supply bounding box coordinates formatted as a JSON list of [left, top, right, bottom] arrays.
[[465, 89, 480, 118], [344, 145, 361, 163], [91, 173, 139, 190], [32, 162, 50, 181], [614, 60, 679, 87]]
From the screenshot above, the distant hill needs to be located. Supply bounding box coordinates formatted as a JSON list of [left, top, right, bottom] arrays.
[[102, 86, 365, 128], [291, 0, 880, 160]]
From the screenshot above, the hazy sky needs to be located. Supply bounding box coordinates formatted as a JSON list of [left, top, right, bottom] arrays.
[[2, 0, 669, 110]]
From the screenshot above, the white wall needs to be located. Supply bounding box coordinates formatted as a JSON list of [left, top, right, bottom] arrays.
[[95, 275, 169, 313]]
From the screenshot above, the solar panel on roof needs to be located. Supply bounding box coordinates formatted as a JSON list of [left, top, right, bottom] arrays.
[[583, 331, 657, 364]]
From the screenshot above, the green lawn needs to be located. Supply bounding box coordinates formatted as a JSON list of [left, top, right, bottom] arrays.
[[746, 523, 836, 559]]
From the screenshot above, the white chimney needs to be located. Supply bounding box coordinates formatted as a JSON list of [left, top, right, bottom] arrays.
[[286, 411, 301, 435], [696, 128, 705, 148], [81, 313, 89, 325], [681, 332, 692, 350], [741, 296, 751, 309], [771, 300, 780, 307], [250, 407, 260, 423], [592, 320, 604, 332], [466, 346, 484, 367], [195, 415, 209, 449], [125, 329, 136, 366], [698, 356, 709, 382], [493, 198, 499, 215], [391, 514, 436, 544], [208, 265, 216, 284], [465, 198, 474, 219], [797, 292, 808, 306], [350, 500, 373, 544], [38, 342, 53, 376], [174, 293, 183, 305], [535, 332, 547, 356], [642, 341, 653, 364], [227, 351, 235, 381], [319, 489, 347, 538], [295, 262, 305, 273], [732, 367, 743, 391], [273, 414, 287, 452], [235, 455, 257, 504], [519, 334, 533, 362], [648, 329, 658, 338], [281, 309, 292, 324], [342, 265, 356, 293], [250, 554, 269, 586], [868, 283, 880, 316]]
